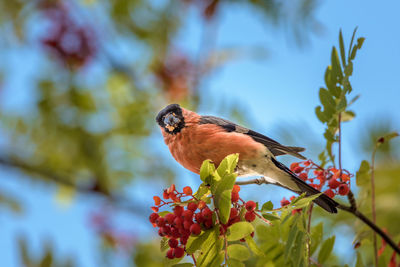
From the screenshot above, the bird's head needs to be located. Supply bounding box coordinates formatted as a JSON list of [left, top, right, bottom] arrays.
[[156, 104, 185, 134]]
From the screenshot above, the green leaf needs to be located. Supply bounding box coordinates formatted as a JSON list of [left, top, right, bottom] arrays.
[[376, 132, 399, 147], [331, 47, 343, 80], [292, 194, 321, 209], [226, 259, 245, 267], [356, 160, 370, 186], [227, 244, 250, 261], [348, 27, 358, 62], [186, 230, 212, 254], [200, 160, 215, 182], [172, 264, 193, 267], [199, 238, 223, 267], [262, 213, 280, 221], [212, 173, 236, 224], [284, 218, 299, 258], [261, 201, 273, 211], [341, 110, 355, 122], [216, 153, 239, 177], [344, 61, 353, 77], [337, 95, 347, 112], [227, 222, 254, 241], [244, 236, 265, 257], [310, 222, 323, 256], [315, 106, 328, 123], [160, 237, 169, 252], [339, 29, 346, 67], [319, 88, 336, 108], [355, 252, 365, 267], [318, 236, 335, 264]]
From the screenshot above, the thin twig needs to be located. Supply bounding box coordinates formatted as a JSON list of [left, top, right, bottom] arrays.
[[191, 254, 197, 267], [371, 146, 378, 267], [235, 177, 274, 186]]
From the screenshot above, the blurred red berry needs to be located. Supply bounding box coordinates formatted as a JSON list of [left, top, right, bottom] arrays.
[[190, 223, 201, 235], [195, 212, 204, 223], [180, 236, 188, 245], [171, 228, 180, 238], [324, 189, 335, 198], [280, 198, 290, 207], [293, 166, 304, 173], [174, 206, 184, 216], [163, 190, 170, 199], [173, 217, 183, 228], [165, 213, 175, 224], [204, 219, 213, 229], [298, 172, 308, 181], [183, 186, 193, 195], [151, 206, 159, 212], [245, 201, 256, 211], [166, 248, 174, 259], [183, 220, 193, 230], [187, 202, 198, 211], [328, 178, 341, 189], [290, 162, 299, 171], [338, 184, 350, 195], [168, 238, 178, 248], [167, 184, 176, 194], [149, 213, 159, 224], [182, 210, 193, 220], [303, 161, 311, 166], [174, 247, 185, 258], [153, 196, 161, 206], [198, 201, 206, 210], [229, 208, 238, 220], [231, 192, 239, 202], [161, 226, 171, 236], [156, 217, 166, 227], [232, 185, 241, 193], [201, 208, 213, 220], [290, 196, 296, 201], [245, 211, 256, 222]]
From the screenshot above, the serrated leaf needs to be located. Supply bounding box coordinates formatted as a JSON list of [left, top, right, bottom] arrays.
[[216, 153, 239, 177], [160, 237, 169, 252], [200, 160, 215, 182], [318, 236, 335, 264], [262, 213, 280, 221], [186, 230, 212, 254], [227, 222, 254, 241], [226, 258, 245, 267], [356, 160, 370, 186], [339, 29, 346, 67], [227, 244, 250, 261], [261, 201, 273, 211]]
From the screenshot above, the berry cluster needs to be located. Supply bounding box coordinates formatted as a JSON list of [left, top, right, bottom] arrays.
[[289, 160, 352, 199], [149, 184, 257, 259]]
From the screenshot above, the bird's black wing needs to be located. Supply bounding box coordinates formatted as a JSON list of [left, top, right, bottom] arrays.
[[199, 116, 306, 159]]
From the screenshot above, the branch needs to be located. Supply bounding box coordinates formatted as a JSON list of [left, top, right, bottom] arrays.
[[0, 157, 145, 215], [337, 204, 400, 255], [237, 177, 400, 255]]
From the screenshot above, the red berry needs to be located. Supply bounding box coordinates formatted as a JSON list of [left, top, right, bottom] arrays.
[[173, 217, 183, 228], [204, 219, 213, 229], [180, 236, 188, 245], [290, 162, 299, 171], [280, 198, 290, 207], [195, 212, 204, 223], [338, 184, 350, 195], [290, 196, 296, 201], [229, 216, 241, 225], [190, 223, 201, 235], [173, 206, 184, 216], [201, 208, 213, 220], [168, 238, 178, 248], [324, 189, 335, 198], [232, 185, 241, 193], [165, 213, 175, 224], [231, 192, 239, 202], [298, 172, 308, 181], [163, 190, 170, 199], [153, 196, 161, 206], [161, 226, 171, 236], [166, 248, 174, 259], [171, 227, 180, 238], [183, 186, 193, 195], [183, 220, 193, 230], [328, 178, 341, 189], [303, 161, 311, 166], [293, 166, 304, 173], [229, 208, 238, 220], [245, 201, 256, 211], [251, 232, 254, 238], [198, 201, 206, 210], [156, 217, 165, 227], [182, 210, 193, 220], [151, 206, 159, 212], [167, 184, 176, 194], [174, 247, 185, 258], [149, 213, 159, 224], [187, 202, 198, 211], [245, 211, 256, 222], [158, 228, 165, 237]]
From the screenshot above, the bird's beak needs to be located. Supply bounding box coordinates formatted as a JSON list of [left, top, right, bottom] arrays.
[[163, 114, 180, 131]]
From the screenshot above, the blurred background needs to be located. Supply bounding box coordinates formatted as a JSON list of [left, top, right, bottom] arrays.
[[0, 0, 399, 266]]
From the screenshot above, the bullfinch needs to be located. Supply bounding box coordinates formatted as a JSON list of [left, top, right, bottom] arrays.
[[156, 104, 338, 213]]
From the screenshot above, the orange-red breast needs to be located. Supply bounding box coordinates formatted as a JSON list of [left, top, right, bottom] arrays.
[[156, 104, 338, 213]]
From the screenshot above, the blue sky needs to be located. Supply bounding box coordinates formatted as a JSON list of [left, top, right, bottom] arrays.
[[1, 0, 400, 266]]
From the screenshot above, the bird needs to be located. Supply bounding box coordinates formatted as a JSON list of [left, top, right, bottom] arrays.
[[156, 103, 338, 213]]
